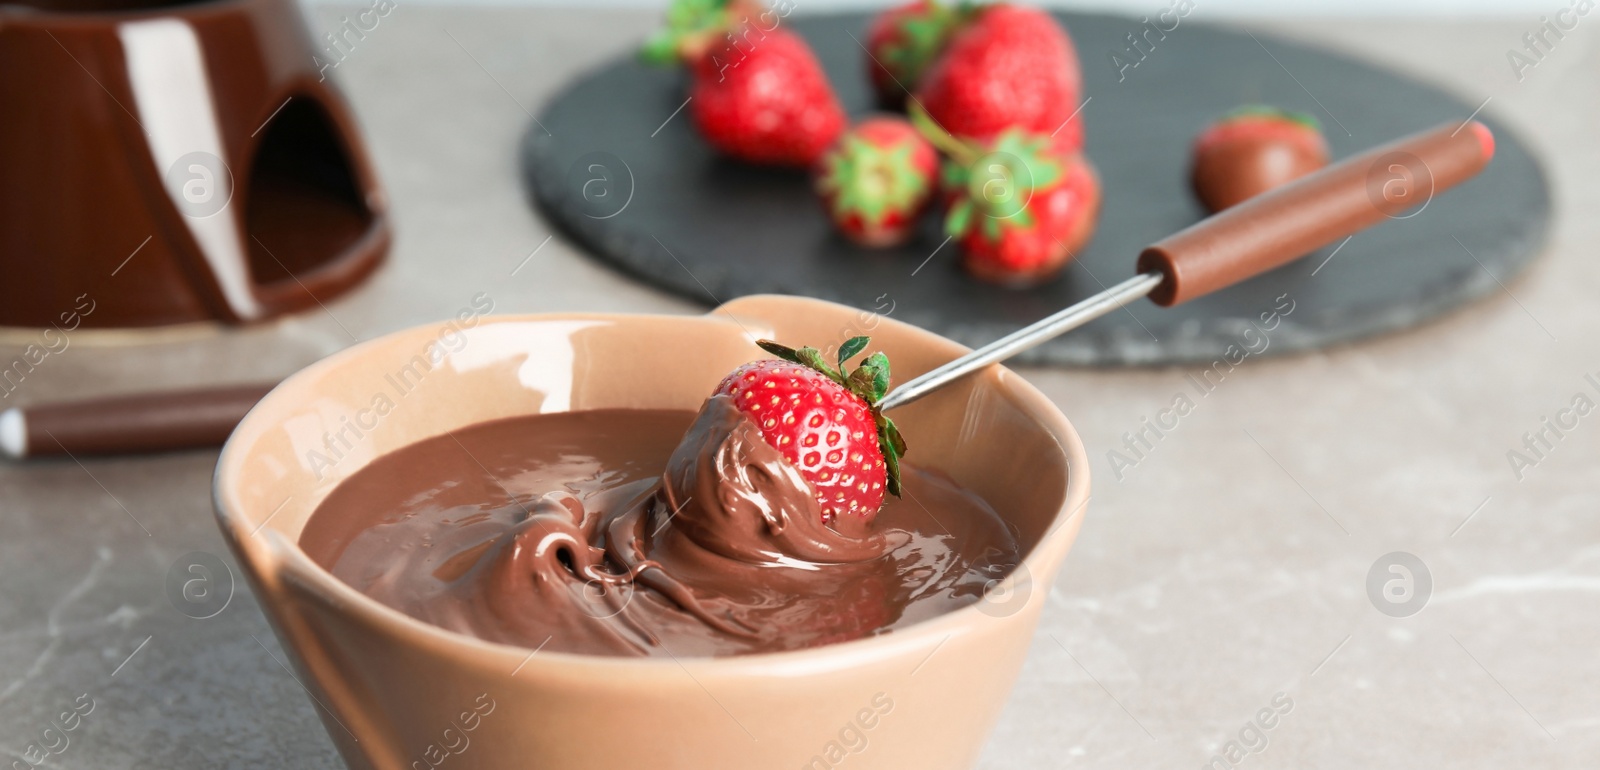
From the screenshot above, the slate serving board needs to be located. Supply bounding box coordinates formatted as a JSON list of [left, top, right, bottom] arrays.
[[522, 11, 1549, 366]]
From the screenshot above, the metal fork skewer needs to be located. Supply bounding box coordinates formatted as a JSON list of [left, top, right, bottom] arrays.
[[879, 271, 1164, 411]]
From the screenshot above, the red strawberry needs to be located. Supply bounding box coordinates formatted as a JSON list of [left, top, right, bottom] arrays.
[[713, 338, 907, 522], [1191, 106, 1328, 212], [813, 117, 939, 247], [642, 1, 846, 166], [688, 27, 846, 167], [940, 128, 1100, 284], [865, 0, 970, 109], [915, 4, 1085, 154]]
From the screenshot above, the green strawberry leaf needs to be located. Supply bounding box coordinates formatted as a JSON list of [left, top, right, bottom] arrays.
[[1223, 104, 1322, 132], [946, 198, 975, 239], [981, 212, 1002, 241], [820, 139, 933, 228], [639, 32, 681, 64], [757, 339, 803, 363], [882, 416, 908, 457], [863, 352, 891, 401], [759, 338, 861, 385], [640, 0, 740, 66], [876, 413, 906, 497], [883, 445, 903, 497], [1000, 130, 1062, 189], [942, 156, 970, 190], [794, 346, 841, 383], [837, 336, 870, 368], [1283, 109, 1322, 131], [846, 365, 879, 402]]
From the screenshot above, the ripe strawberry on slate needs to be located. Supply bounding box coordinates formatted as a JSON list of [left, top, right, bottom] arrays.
[[642, 0, 845, 167], [813, 117, 939, 247], [864, 0, 971, 109], [713, 337, 907, 523], [1191, 105, 1329, 212], [915, 3, 1085, 154], [932, 122, 1101, 285]]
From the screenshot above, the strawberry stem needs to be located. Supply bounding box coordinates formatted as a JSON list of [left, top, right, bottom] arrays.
[[908, 101, 978, 166]]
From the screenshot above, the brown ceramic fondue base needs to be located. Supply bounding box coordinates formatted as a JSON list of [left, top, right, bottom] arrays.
[[0, 0, 388, 329], [300, 402, 1021, 657]]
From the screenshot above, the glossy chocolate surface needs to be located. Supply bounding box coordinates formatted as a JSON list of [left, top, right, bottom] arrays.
[[1191, 133, 1327, 213], [302, 400, 1021, 657]]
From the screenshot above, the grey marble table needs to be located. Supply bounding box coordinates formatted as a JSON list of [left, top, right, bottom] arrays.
[[0, 6, 1594, 769]]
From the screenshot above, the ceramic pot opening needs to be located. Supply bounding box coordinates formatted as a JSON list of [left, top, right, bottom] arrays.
[[243, 96, 374, 289]]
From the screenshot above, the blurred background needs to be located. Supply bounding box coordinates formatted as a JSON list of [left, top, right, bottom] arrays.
[[0, 0, 1593, 767], [299, 0, 1575, 14]]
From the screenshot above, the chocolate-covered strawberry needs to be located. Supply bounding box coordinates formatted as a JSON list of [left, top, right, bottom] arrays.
[[930, 121, 1100, 284], [814, 117, 939, 247], [915, 3, 1085, 154], [1191, 106, 1328, 212], [864, 0, 969, 109], [643, 0, 845, 167], [713, 337, 906, 522]]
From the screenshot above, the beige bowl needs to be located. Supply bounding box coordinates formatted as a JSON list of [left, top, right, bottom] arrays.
[[214, 295, 1090, 770]]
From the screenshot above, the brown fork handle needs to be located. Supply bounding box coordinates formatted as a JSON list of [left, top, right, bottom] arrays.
[[3, 384, 275, 459], [1138, 120, 1495, 306]]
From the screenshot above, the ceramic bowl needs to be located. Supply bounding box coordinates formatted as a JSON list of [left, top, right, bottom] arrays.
[[214, 295, 1089, 769]]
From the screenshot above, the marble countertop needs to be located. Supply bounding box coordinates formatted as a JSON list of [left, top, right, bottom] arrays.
[[0, 6, 1594, 768]]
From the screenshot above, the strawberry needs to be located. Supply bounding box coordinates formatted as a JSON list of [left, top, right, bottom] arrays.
[[937, 127, 1100, 284], [915, 4, 1085, 155], [864, 0, 970, 109], [643, 1, 847, 167], [813, 117, 939, 247], [713, 337, 907, 522], [1191, 106, 1328, 212], [691, 27, 846, 167]]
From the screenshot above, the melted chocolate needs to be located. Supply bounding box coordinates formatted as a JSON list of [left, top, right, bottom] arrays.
[[301, 398, 1019, 657]]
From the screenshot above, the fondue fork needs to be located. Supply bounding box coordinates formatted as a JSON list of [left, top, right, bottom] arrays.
[[879, 121, 1494, 411]]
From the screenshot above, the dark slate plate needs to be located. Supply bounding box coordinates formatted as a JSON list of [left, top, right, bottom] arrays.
[[522, 11, 1549, 366]]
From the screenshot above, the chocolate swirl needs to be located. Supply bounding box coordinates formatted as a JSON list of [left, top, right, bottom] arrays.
[[302, 400, 1018, 657]]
